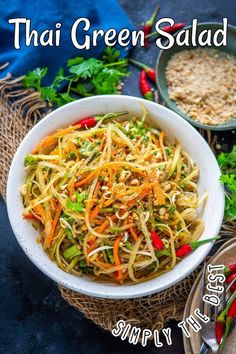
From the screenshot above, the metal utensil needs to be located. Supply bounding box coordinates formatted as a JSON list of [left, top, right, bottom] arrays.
[[198, 264, 236, 354], [198, 263, 221, 354]]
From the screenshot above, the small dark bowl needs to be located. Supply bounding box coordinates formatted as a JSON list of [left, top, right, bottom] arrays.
[[156, 23, 236, 131]]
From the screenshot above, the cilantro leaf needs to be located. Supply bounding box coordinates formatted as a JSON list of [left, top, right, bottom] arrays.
[[225, 195, 236, 220], [69, 58, 103, 79], [219, 146, 236, 220], [220, 174, 236, 192], [22, 51, 130, 107], [218, 146, 236, 173], [40, 86, 58, 103], [67, 57, 84, 67], [23, 67, 48, 89], [128, 121, 147, 138], [56, 93, 76, 107], [52, 68, 68, 88], [79, 140, 97, 157], [102, 47, 121, 63], [75, 83, 93, 97], [66, 192, 86, 212], [220, 174, 236, 219], [91, 68, 125, 95]]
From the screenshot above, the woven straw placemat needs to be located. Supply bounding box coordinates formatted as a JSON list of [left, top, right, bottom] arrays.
[[1, 64, 235, 335]]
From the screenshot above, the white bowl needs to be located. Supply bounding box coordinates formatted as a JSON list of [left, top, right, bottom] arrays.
[[7, 95, 225, 299]]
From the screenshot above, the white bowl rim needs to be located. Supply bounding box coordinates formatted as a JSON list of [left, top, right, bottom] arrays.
[[6, 95, 225, 299]]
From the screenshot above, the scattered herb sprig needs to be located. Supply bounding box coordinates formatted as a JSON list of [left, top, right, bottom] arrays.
[[66, 192, 86, 212], [23, 47, 129, 107], [218, 146, 236, 220]]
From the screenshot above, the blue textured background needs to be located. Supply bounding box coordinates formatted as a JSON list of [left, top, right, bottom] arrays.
[[1, 1, 236, 353], [0, 0, 133, 84]]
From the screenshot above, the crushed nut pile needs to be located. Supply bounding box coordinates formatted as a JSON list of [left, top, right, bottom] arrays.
[[166, 48, 236, 125]]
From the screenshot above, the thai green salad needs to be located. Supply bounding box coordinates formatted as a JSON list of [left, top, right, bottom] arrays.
[[21, 110, 207, 284]]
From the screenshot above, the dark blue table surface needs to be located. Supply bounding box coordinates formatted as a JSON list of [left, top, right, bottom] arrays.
[[1, 1, 236, 353]]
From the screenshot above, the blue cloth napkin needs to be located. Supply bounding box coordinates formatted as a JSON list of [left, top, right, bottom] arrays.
[[0, 0, 133, 84]]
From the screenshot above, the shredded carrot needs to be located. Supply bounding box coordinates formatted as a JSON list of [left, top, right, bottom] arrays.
[[63, 145, 70, 154], [88, 238, 96, 248], [32, 124, 81, 154], [127, 187, 151, 209], [86, 219, 111, 263], [93, 219, 104, 225], [54, 123, 82, 137], [113, 235, 123, 281], [23, 213, 40, 222], [128, 216, 138, 241], [116, 183, 152, 197], [32, 136, 58, 154], [93, 181, 101, 198], [33, 204, 46, 223], [151, 133, 160, 148], [147, 171, 165, 205], [103, 198, 115, 207], [96, 260, 113, 269], [87, 237, 97, 256], [107, 168, 111, 189], [99, 134, 106, 151], [22, 116, 201, 284], [69, 176, 76, 200], [68, 141, 78, 154], [50, 148, 59, 155], [96, 220, 109, 233], [50, 197, 58, 211], [90, 196, 105, 221], [112, 148, 122, 156], [44, 205, 62, 249], [78, 162, 145, 177], [112, 133, 127, 147], [108, 168, 115, 189], [129, 226, 138, 241], [95, 215, 116, 233], [152, 181, 165, 205], [75, 171, 96, 187]]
